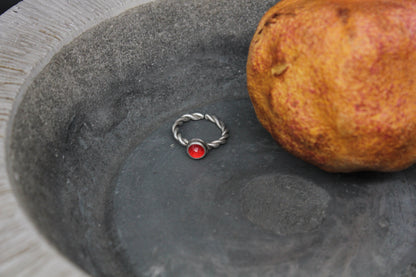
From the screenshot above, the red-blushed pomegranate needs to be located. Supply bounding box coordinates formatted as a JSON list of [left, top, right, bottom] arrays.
[[247, 0, 416, 172]]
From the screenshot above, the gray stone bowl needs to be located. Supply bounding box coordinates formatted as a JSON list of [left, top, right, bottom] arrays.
[[1, 0, 416, 276]]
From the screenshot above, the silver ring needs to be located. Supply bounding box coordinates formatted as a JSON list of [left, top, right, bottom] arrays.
[[172, 113, 229, 159]]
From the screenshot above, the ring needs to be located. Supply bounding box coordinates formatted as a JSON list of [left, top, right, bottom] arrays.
[[172, 113, 229, 159]]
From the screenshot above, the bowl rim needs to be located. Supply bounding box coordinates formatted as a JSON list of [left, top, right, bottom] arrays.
[[0, 0, 153, 276]]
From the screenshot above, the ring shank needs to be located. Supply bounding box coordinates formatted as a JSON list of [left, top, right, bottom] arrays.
[[172, 113, 229, 150]]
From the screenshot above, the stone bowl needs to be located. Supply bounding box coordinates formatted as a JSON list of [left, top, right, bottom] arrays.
[[1, 0, 416, 276]]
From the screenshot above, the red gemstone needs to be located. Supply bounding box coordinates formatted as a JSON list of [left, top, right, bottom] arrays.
[[187, 143, 206, 159]]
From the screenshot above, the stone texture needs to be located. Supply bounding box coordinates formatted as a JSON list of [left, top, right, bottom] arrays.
[[0, 0, 154, 276], [3, 0, 416, 276], [3, 0, 276, 276]]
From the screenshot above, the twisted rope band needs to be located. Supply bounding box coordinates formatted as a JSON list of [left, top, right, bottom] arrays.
[[172, 113, 229, 150]]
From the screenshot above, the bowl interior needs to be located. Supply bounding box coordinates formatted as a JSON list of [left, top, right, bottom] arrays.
[[7, 0, 416, 276]]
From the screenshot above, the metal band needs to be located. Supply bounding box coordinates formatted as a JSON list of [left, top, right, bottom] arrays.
[[172, 113, 229, 150]]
